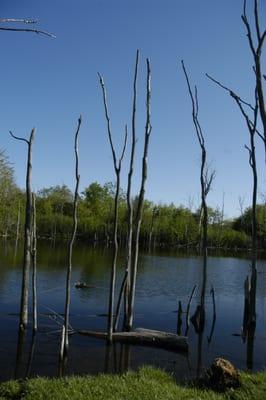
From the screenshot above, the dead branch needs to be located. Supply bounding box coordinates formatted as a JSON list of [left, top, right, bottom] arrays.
[[0, 17, 55, 38], [185, 284, 197, 335], [0, 18, 37, 24], [241, 0, 266, 155]]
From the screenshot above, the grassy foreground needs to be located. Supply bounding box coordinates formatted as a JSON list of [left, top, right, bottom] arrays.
[[0, 367, 266, 400]]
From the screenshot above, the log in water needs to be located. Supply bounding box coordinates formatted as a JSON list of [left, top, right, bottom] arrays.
[[77, 327, 188, 352]]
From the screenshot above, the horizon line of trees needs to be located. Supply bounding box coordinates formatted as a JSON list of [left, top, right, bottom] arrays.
[[1, 151, 265, 250]]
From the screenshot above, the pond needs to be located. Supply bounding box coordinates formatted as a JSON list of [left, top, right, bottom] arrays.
[[0, 241, 266, 382]]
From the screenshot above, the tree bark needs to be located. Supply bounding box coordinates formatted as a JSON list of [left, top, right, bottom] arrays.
[[10, 129, 35, 331], [31, 193, 37, 332]]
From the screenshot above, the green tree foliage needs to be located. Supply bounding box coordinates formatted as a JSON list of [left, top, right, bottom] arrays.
[[36, 185, 73, 239], [0, 157, 257, 250], [0, 150, 24, 237], [232, 204, 266, 248]]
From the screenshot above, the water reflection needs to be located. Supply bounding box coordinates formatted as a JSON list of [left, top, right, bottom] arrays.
[[0, 241, 265, 382]]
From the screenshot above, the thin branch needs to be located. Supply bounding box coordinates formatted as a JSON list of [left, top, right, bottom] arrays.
[[119, 125, 128, 167], [206, 74, 257, 136], [242, 13, 256, 57], [9, 131, 29, 145], [0, 26, 56, 38], [182, 61, 204, 147], [254, 0, 261, 42], [245, 144, 253, 167], [206, 74, 255, 111], [204, 168, 216, 197], [0, 18, 37, 24], [98, 73, 118, 171]]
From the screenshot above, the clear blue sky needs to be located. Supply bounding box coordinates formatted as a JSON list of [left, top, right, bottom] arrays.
[[1, 0, 266, 218]]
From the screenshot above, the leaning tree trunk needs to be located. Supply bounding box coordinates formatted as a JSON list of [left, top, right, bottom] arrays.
[[61, 116, 82, 360], [10, 128, 35, 331]]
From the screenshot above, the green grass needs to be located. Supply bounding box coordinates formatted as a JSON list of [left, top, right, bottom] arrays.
[[0, 367, 266, 400]]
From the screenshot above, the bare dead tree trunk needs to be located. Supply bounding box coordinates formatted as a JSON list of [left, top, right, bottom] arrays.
[[31, 193, 37, 332], [10, 129, 35, 331], [60, 116, 82, 360], [98, 74, 127, 343], [123, 50, 139, 328], [127, 58, 152, 331], [206, 74, 259, 332], [182, 61, 215, 333]]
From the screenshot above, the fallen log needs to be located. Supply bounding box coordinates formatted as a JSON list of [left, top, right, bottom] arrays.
[[77, 327, 188, 352]]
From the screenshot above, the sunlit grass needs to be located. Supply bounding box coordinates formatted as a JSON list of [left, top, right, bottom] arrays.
[[0, 367, 265, 400]]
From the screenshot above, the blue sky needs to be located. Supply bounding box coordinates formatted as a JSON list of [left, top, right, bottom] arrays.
[[1, 0, 265, 218]]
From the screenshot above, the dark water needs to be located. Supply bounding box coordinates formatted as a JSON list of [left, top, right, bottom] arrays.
[[0, 241, 266, 382]]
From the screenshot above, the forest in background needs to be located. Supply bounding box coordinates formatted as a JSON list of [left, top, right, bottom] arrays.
[[1, 149, 265, 250]]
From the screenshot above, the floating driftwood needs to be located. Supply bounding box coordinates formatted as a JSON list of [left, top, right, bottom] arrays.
[[77, 327, 188, 352], [74, 281, 95, 289]]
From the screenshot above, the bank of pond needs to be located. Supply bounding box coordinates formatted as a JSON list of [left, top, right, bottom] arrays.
[[1, 366, 266, 400]]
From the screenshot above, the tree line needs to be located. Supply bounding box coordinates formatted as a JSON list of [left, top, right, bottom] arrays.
[[1, 151, 265, 250]]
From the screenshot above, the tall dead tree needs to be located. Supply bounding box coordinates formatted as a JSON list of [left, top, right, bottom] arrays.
[[10, 129, 35, 331], [112, 51, 140, 333], [98, 74, 127, 343], [124, 50, 139, 328], [61, 116, 82, 360], [206, 74, 259, 332], [31, 193, 37, 332], [126, 58, 152, 331], [182, 61, 215, 332]]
